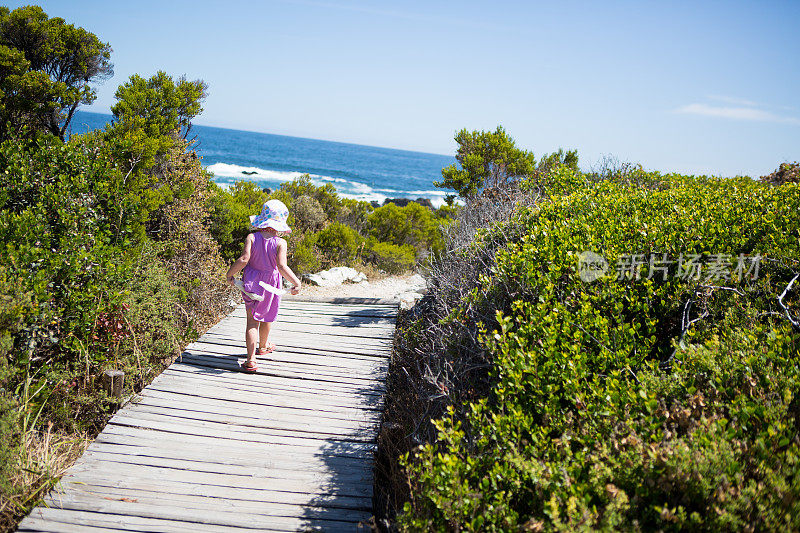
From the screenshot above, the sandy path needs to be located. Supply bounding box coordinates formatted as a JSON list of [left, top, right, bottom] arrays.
[[297, 273, 426, 306]]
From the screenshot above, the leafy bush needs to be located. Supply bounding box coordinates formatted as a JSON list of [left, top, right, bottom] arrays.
[[367, 202, 445, 258], [291, 194, 327, 232], [314, 222, 364, 266], [388, 167, 800, 531], [291, 232, 322, 274], [366, 239, 416, 274]]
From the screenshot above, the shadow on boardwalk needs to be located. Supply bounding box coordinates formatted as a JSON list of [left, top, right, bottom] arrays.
[[301, 304, 394, 530]]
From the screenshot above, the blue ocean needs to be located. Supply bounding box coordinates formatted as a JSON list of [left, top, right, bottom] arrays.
[[71, 111, 455, 207]]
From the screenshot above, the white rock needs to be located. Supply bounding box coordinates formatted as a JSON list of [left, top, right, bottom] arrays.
[[305, 266, 368, 287], [398, 291, 424, 310]]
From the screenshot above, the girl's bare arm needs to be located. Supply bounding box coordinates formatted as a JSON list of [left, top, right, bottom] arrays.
[[276, 238, 302, 294], [226, 233, 255, 283]]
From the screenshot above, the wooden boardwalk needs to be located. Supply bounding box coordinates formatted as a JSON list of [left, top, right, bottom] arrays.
[[18, 298, 397, 532]]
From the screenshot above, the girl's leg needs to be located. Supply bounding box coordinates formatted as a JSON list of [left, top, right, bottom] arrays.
[[258, 321, 273, 352], [245, 307, 259, 363]]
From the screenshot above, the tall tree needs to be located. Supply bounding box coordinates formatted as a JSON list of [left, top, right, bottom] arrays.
[[107, 71, 207, 175], [100, 71, 208, 242], [537, 148, 579, 174], [435, 126, 536, 199], [0, 5, 112, 141]]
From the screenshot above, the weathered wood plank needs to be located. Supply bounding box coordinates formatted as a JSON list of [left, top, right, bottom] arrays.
[[22, 506, 358, 532], [140, 385, 383, 416], [122, 397, 379, 432], [109, 408, 377, 442], [177, 351, 386, 383], [147, 374, 383, 411], [165, 364, 386, 399], [54, 477, 371, 511], [71, 449, 373, 485], [174, 354, 388, 390], [62, 461, 372, 499], [95, 424, 376, 460], [183, 341, 390, 371], [86, 442, 371, 474], [46, 486, 372, 523], [105, 412, 379, 447]]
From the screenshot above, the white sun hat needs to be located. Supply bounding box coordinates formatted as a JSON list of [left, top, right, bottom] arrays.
[[249, 199, 292, 233]]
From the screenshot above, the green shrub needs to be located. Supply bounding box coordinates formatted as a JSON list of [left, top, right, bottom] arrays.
[[367, 202, 444, 257], [315, 222, 364, 266], [291, 194, 327, 232], [396, 172, 800, 531], [290, 232, 322, 275], [366, 239, 416, 274]]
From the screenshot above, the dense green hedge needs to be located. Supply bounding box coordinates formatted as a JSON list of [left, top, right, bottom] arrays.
[[399, 167, 800, 531]]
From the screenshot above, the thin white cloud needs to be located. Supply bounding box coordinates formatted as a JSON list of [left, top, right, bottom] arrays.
[[676, 103, 800, 125], [707, 94, 759, 107]]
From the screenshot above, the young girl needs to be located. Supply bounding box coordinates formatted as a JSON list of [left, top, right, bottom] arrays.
[[226, 199, 301, 372]]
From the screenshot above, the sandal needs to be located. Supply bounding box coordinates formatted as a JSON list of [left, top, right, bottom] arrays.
[[257, 342, 276, 355], [241, 360, 258, 373]]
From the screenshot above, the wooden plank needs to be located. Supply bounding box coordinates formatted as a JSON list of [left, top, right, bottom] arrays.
[[206, 324, 395, 341], [141, 383, 383, 416], [62, 461, 372, 499], [186, 336, 390, 359], [153, 370, 385, 409], [175, 353, 387, 390], [108, 410, 378, 444], [20, 506, 357, 532], [95, 425, 375, 459], [53, 477, 371, 511], [45, 485, 371, 523], [85, 442, 371, 475], [179, 348, 387, 379], [18, 517, 141, 533], [157, 366, 385, 403], [213, 312, 396, 329], [137, 387, 382, 421], [176, 352, 385, 385], [71, 449, 372, 485], [115, 404, 377, 440], [203, 319, 395, 340], [199, 331, 393, 353], [189, 334, 391, 358], [125, 395, 380, 430], [165, 364, 386, 399], [184, 341, 390, 370]]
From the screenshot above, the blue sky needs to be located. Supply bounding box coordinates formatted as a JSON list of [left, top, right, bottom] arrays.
[[8, 0, 799, 177]]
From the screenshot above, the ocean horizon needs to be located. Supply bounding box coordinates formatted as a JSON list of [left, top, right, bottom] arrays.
[[71, 110, 456, 208]]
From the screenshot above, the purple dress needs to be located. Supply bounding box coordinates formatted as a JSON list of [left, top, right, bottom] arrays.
[[242, 232, 282, 322]]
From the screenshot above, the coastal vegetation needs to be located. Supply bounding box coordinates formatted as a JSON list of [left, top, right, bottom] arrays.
[[0, 7, 232, 528], [0, 7, 449, 529], [377, 128, 800, 531]]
